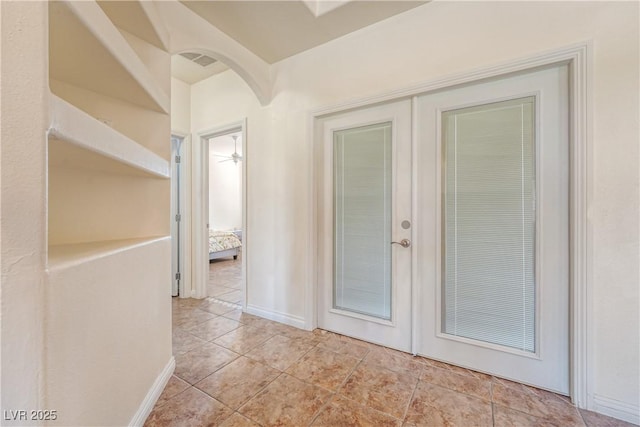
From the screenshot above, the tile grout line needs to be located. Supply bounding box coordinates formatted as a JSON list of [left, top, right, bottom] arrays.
[[233, 370, 285, 426], [305, 391, 336, 426], [232, 332, 323, 425], [151, 379, 192, 410], [306, 351, 369, 427], [491, 378, 496, 426], [401, 365, 421, 423], [578, 407, 589, 427]]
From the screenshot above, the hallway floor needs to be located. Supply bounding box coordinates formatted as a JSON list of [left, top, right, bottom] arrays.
[[207, 254, 243, 306], [146, 298, 631, 427]]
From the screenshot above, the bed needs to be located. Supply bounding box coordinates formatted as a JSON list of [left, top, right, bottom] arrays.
[[209, 230, 242, 261]]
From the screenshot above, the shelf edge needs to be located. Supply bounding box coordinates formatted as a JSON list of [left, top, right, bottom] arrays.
[[47, 236, 171, 273], [49, 94, 170, 179]]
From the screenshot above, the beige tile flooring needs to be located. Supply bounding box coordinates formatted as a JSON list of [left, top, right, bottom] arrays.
[[207, 255, 243, 306], [147, 294, 633, 427]]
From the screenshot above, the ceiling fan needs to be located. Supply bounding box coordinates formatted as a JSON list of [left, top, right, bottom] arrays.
[[214, 135, 243, 164]]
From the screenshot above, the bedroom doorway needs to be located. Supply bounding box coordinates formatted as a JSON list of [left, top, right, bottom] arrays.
[[207, 130, 244, 306], [194, 121, 247, 308]]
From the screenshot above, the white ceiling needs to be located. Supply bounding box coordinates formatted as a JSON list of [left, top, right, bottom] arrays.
[[209, 133, 243, 156], [180, 0, 427, 64], [172, 53, 229, 85]]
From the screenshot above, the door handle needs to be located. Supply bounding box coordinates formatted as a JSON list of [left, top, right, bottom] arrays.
[[391, 239, 411, 248]]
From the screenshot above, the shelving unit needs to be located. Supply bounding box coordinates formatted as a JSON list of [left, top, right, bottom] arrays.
[[49, 95, 170, 178], [48, 236, 169, 271], [45, 1, 173, 425], [49, 1, 169, 113]]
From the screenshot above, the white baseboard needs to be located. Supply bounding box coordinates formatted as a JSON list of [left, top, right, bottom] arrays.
[[592, 394, 640, 425], [129, 356, 175, 427], [246, 304, 307, 330]]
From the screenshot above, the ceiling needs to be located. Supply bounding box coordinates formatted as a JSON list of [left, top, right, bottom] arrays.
[[209, 133, 243, 156], [172, 53, 229, 85], [180, 0, 427, 64]]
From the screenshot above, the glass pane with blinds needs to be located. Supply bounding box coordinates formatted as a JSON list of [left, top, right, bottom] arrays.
[[442, 97, 536, 352], [334, 122, 392, 320]]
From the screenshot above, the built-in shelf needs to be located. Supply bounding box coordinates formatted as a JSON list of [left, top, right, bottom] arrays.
[[48, 236, 170, 271], [49, 0, 170, 114], [49, 94, 170, 178], [44, 2, 173, 425]]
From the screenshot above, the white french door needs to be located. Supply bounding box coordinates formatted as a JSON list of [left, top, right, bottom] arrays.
[[317, 100, 412, 352], [417, 65, 570, 393]]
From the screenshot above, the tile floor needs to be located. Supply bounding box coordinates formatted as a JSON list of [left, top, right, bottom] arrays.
[[146, 297, 634, 427], [207, 254, 243, 306]]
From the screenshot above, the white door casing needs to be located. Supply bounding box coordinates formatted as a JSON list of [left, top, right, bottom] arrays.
[[311, 44, 589, 406], [317, 100, 413, 352], [417, 64, 570, 394], [193, 121, 248, 307], [170, 136, 184, 297]]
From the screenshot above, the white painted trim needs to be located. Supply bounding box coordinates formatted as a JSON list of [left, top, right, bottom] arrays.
[[308, 41, 591, 408], [592, 395, 640, 425], [171, 132, 189, 298], [246, 304, 307, 330], [182, 134, 193, 299], [410, 95, 419, 356], [129, 356, 175, 427], [569, 43, 593, 411], [194, 121, 248, 306]]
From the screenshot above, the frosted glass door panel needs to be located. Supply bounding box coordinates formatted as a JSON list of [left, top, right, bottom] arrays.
[[442, 97, 536, 352], [334, 122, 392, 320]]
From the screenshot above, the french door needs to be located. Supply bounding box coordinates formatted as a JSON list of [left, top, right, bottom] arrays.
[[417, 64, 570, 394], [317, 100, 412, 352], [316, 65, 569, 394]]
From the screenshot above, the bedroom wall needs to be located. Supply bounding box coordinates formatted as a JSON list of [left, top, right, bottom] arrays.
[[208, 133, 243, 231], [190, 1, 639, 421]]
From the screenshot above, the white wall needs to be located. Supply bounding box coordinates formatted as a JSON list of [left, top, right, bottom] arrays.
[[171, 77, 191, 132], [191, 1, 639, 421], [1, 2, 48, 418], [208, 134, 243, 230]]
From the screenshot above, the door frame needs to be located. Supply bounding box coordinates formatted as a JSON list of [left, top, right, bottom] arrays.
[[171, 131, 191, 299], [309, 42, 591, 407], [193, 119, 248, 309]]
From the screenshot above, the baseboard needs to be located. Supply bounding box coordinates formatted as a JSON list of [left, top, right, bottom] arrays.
[[246, 304, 307, 330], [129, 356, 175, 427], [592, 394, 640, 425]]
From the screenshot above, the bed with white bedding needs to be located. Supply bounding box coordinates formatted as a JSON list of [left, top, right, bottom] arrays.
[[209, 230, 242, 261]]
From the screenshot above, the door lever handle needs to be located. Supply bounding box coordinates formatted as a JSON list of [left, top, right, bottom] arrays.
[[391, 239, 411, 248]]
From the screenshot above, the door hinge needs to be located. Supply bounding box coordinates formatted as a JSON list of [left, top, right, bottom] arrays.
[[175, 272, 181, 281], [175, 214, 181, 222], [175, 155, 181, 163]]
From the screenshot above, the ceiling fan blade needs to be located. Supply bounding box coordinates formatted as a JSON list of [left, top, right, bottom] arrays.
[[218, 158, 234, 163]]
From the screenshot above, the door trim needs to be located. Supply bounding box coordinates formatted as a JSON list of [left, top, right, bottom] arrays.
[[309, 42, 591, 407], [193, 119, 248, 311], [171, 130, 191, 299]]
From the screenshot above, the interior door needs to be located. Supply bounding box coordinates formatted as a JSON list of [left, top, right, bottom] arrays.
[[417, 65, 569, 393], [317, 100, 412, 352]]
